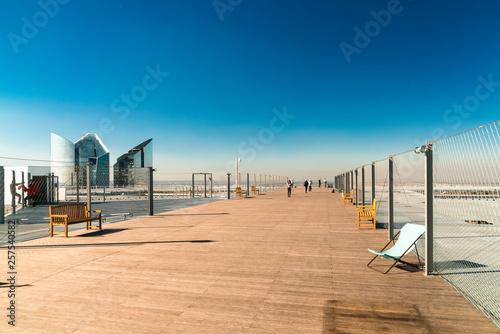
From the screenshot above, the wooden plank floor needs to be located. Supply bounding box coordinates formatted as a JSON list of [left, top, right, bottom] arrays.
[[1, 188, 499, 333]]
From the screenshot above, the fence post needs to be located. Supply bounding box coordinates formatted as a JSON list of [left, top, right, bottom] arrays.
[[0, 166, 4, 224], [21, 172, 25, 208], [361, 166, 365, 206], [76, 167, 80, 203], [350, 170, 353, 193], [388, 156, 394, 239], [246, 173, 249, 196], [147, 167, 154, 216], [12, 171, 16, 215], [425, 142, 435, 275], [371, 162, 375, 204], [86, 163, 91, 211], [192, 174, 195, 199], [354, 169, 358, 206], [227, 173, 231, 199]]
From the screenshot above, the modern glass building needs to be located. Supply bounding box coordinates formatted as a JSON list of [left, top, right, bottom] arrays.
[[113, 139, 152, 187], [50, 133, 110, 187]]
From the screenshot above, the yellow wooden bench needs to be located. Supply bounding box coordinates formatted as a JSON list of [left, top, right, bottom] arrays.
[[357, 199, 377, 229], [49, 203, 102, 237], [235, 187, 247, 198], [343, 190, 354, 204], [251, 186, 260, 195]]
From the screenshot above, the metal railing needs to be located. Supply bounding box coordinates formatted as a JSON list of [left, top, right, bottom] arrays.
[[1, 158, 288, 245], [335, 120, 500, 327]]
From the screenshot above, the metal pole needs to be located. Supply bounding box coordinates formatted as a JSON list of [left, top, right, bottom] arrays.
[[350, 170, 353, 193], [246, 173, 249, 196], [12, 171, 16, 215], [56, 176, 59, 203], [425, 142, 435, 275], [76, 168, 80, 203], [147, 167, 154, 216], [388, 156, 394, 239], [361, 166, 365, 206], [86, 163, 91, 211], [371, 162, 375, 205], [204, 174, 207, 198], [354, 169, 358, 206], [21, 172, 25, 209], [0, 167, 4, 224], [48, 172, 52, 204], [227, 173, 231, 199], [210, 174, 212, 198], [192, 173, 195, 199]]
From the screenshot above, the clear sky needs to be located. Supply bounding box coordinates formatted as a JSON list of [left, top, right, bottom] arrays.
[[1, 0, 500, 182]]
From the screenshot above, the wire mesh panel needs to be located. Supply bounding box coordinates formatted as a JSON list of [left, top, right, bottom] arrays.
[[392, 151, 425, 259], [374, 159, 389, 229], [364, 164, 373, 205], [433, 121, 500, 327]]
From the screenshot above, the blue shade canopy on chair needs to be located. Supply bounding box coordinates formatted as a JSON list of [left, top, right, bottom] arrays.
[[367, 223, 426, 274]]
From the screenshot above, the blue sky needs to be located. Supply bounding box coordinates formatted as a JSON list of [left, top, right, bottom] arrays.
[[1, 0, 500, 181]]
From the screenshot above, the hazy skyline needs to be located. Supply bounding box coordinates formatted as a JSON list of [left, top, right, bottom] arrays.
[[1, 1, 500, 181]]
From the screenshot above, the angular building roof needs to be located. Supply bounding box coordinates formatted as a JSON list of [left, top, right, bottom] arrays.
[[115, 138, 152, 163]]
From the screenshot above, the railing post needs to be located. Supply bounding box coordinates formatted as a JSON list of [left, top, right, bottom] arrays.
[[425, 142, 435, 275], [147, 167, 154, 215], [388, 156, 394, 239], [227, 173, 231, 199], [11, 171, 16, 215], [350, 170, 353, 193], [0, 166, 4, 224], [354, 169, 358, 206], [371, 162, 375, 205], [246, 173, 250, 196], [76, 167, 80, 203], [361, 166, 365, 206], [21, 172, 25, 208], [86, 163, 91, 211], [192, 174, 195, 199]]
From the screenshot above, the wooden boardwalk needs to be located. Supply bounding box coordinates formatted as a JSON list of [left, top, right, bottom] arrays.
[[1, 188, 498, 333]]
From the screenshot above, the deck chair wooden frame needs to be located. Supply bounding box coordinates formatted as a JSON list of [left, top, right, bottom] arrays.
[[367, 223, 425, 274], [343, 190, 353, 204]]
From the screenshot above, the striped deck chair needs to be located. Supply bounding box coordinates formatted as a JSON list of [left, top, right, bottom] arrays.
[[367, 223, 425, 274]]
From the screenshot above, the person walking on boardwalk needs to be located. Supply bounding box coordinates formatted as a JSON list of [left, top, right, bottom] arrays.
[[324, 178, 327, 188], [308, 179, 312, 192], [304, 180, 308, 193], [318, 179, 321, 188], [287, 180, 292, 197]]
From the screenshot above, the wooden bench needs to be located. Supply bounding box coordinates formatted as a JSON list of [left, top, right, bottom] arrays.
[[49, 203, 102, 237], [357, 199, 377, 229], [251, 186, 260, 195], [343, 190, 354, 204], [235, 187, 247, 198]]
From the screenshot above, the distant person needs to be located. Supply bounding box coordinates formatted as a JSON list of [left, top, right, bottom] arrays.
[[11, 180, 22, 205], [23, 180, 39, 207], [287, 180, 292, 197], [324, 178, 327, 188], [304, 180, 308, 193], [318, 179, 321, 188], [291, 180, 295, 188], [308, 179, 312, 192]]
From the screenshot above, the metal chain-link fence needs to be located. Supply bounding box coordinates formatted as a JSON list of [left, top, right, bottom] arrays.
[[335, 120, 500, 327], [433, 121, 500, 326]]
